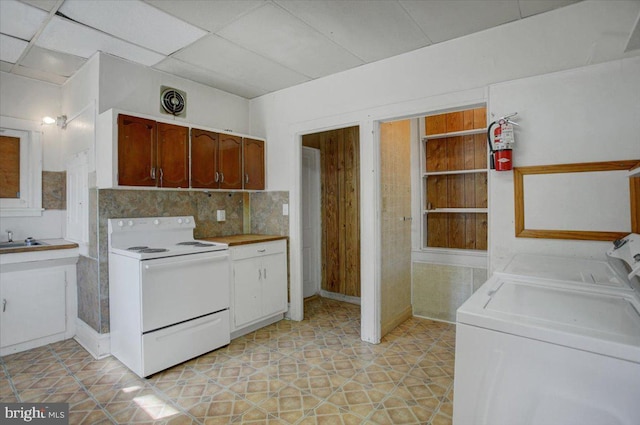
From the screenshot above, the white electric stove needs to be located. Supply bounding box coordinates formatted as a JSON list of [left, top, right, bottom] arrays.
[[453, 234, 640, 425], [108, 216, 231, 377]]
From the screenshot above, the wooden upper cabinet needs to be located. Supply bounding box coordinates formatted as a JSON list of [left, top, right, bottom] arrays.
[[118, 115, 157, 187], [243, 138, 265, 190], [157, 123, 189, 188], [218, 134, 242, 190], [191, 129, 219, 189]]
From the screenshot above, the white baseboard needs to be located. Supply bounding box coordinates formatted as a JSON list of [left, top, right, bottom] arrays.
[[74, 318, 111, 359], [320, 290, 361, 305]]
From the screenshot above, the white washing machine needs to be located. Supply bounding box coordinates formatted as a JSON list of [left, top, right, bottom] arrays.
[[453, 234, 640, 425]]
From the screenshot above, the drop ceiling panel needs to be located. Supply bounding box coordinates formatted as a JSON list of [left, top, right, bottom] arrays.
[[0, 34, 29, 63], [518, 0, 581, 18], [217, 2, 363, 78], [36, 16, 166, 66], [400, 0, 521, 43], [0, 0, 48, 40], [59, 0, 207, 55], [19, 0, 59, 12], [12, 64, 67, 84], [154, 57, 268, 99], [21, 45, 86, 77], [0, 61, 14, 73], [276, 0, 431, 62], [144, 0, 265, 33], [174, 34, 309, 92]]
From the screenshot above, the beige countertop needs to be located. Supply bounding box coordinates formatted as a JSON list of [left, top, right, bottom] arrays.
[[0, 239, 79, 255], [200, 234, 287, 246]]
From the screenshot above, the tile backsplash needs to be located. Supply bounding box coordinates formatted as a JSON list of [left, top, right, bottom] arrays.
[[79, 188, 289, 334], [42, 171, 66, 210]]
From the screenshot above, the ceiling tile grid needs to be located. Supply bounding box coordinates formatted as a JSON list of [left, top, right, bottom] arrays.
[[0, 0, 612, 99]]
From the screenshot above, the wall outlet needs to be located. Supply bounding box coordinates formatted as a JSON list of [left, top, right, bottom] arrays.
[[283, 204, 289, 216], [217, 210, 226, 222]]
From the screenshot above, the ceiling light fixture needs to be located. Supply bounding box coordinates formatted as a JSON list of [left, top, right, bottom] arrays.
[[42, 115, 67, 129]]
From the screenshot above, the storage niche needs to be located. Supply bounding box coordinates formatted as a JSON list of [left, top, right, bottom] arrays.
[[422, 107, 488, 250]]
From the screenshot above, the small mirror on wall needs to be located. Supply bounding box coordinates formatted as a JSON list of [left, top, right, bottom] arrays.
[[514, 160, 640, 241]]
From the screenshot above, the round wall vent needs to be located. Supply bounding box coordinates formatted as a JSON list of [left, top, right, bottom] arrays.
[[160, 88, 186, 116]]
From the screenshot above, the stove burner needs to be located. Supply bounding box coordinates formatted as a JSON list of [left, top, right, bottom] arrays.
[[127, 246, 149, 251], [177, 241, 215, 247], [139, 248, 169, 253]]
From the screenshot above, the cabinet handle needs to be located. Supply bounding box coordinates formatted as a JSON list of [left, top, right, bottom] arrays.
[[151, 167, 156, 180], [220, 172, 224, 183], [264, 268, 267, 279], [159, 168, 164, 186], [245, 174, 249, 184], [257, 249, 266, 253], [258, 269, 262, 280], [215, 171, 219, 183], [2, 298, 6, 313]]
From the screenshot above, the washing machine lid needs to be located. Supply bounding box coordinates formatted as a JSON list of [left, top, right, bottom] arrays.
[[499, 253, 631, 290], [457, 276, 640, 363]]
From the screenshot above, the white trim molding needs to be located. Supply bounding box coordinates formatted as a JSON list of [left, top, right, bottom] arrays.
[[74, 318, 111, 359]]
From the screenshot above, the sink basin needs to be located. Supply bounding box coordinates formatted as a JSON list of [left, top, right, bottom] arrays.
[[0, 241, 48, 249]]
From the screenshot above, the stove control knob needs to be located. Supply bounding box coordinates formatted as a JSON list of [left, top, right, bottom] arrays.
[[177, 218, 184, 225], [153, 219, 160, 226], [117, 220, 124, 227], [185, 218, 191, 224], [127, 220, 134, 227]]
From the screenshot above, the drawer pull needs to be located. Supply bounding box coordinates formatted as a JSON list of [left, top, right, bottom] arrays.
[[257, 249, 266, 253], [2, 298, 6, 313]]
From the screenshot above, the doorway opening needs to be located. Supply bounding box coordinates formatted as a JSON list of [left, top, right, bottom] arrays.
[[301, 126, 361, 309]]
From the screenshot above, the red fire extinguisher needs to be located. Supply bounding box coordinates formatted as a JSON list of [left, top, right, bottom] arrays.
[[487, 113, 518, 171]]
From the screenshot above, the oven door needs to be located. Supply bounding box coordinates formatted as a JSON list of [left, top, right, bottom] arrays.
[[140, 250, 229, 333]]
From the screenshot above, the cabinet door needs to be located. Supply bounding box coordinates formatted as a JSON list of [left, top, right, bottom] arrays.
[[243, 138, 265, 190], [0, 269, 66, 348], [233, 257, 262, 328], [191, 129, 219, 188], [261, 252, 287, 317], [218, 134, 242, 189], [118, 115, 156, 186], [157, 123, 189, 188]]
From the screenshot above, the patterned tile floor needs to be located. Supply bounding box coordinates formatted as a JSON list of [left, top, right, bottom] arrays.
[[0, 297, 455, 424]]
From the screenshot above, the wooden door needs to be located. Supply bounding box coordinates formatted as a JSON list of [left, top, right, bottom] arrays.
[[157, 123, 189, 188], [118, 115, 156, 186], [311, 126, 361, 298], [218, 134, 242, 189], [380, 120, 412, 336], [191, 129, 219, 188], [243, 138, 265, 190]]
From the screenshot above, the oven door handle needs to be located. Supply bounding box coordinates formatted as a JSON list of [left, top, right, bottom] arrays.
[[143, 255, 227, 270]]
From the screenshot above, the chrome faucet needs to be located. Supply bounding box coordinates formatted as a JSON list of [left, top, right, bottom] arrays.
[[6, 230, 13, 243]]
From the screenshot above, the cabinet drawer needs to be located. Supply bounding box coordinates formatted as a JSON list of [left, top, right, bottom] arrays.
[[231, 240, 286, 261]]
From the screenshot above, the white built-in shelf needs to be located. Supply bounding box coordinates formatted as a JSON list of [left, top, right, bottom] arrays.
[[423, 168, 486, 177], [423, 208, 488, 214], [422, 128, 487, 141]]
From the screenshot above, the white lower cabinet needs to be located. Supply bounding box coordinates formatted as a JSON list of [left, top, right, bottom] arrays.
[[0, 260, 77, 355], [231, 239, 287, 335]]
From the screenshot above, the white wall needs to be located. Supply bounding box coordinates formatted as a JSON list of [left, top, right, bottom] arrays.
[[488, 57, 640, 272], [0, 71, 64, 240], [248, 0, 640, 342], [98, 54, 250, 134]]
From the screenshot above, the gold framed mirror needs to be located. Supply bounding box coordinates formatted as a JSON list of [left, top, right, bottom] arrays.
[[514, 160, 640, 241]]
